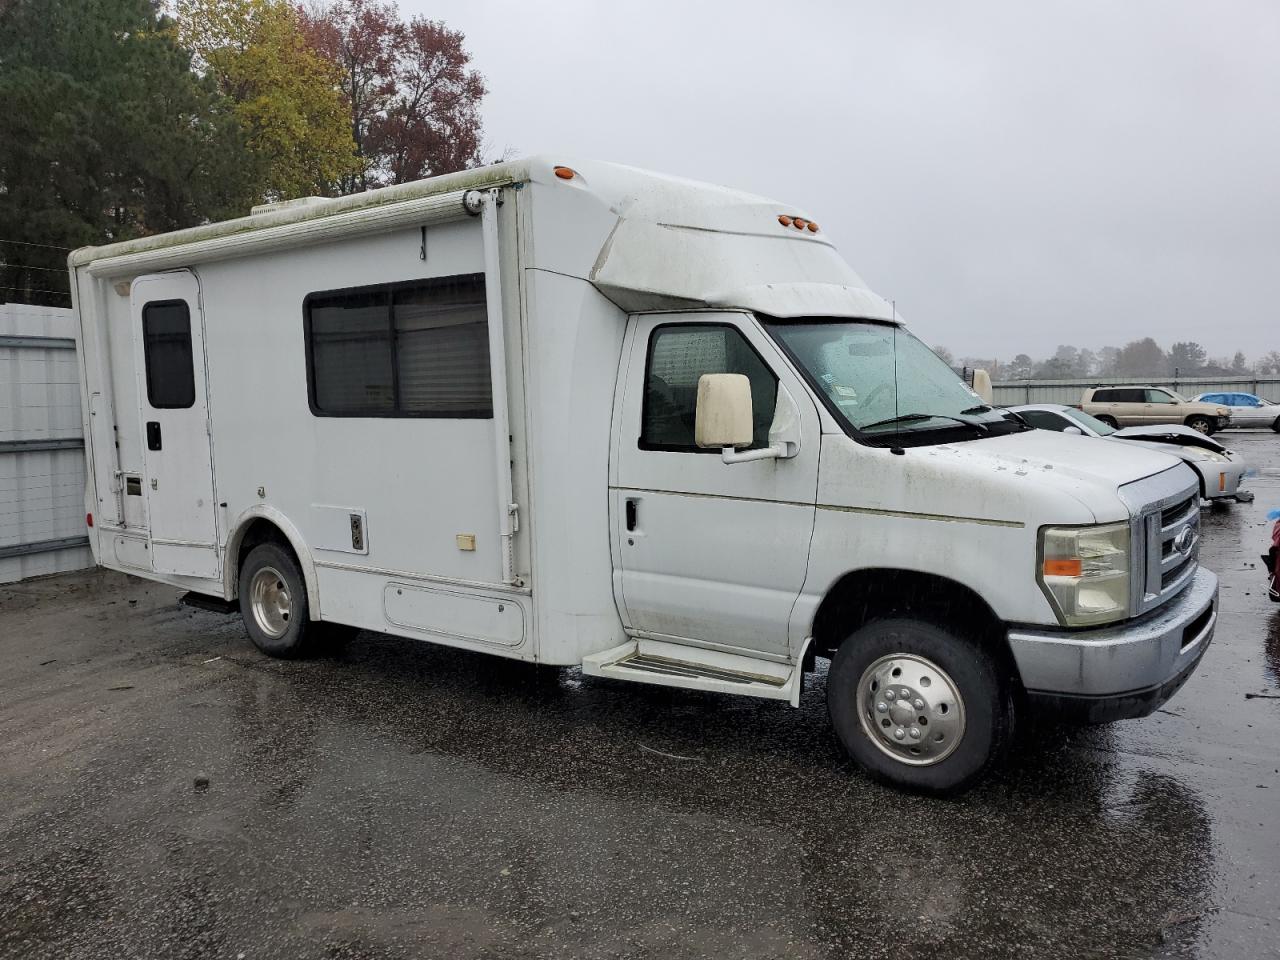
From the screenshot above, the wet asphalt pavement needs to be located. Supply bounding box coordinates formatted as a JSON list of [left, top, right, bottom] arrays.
[[2, 435, 1279, 960]]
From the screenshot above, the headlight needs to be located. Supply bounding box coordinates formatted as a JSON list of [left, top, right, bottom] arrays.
[[1180, 445, 1228, 462], [1038, 522, 1131, 626]]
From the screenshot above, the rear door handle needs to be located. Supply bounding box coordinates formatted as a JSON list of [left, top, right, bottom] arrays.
[[625, 498, 638, 532], [146, 421, 162, 451]]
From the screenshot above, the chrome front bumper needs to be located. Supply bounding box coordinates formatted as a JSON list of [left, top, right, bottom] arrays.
[[1008, 567, 1218, 722]]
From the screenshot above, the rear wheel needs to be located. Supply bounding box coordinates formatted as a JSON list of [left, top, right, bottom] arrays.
[[1272, 416, 1280, 433], [827, 619, 1014, 795], [1185, 415, 1212, 434], [1095, 415, 1118, 429], [238, 542, 341, 658]]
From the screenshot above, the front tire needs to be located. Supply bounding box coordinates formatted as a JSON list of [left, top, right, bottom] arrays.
[[1096, 415, 1118, 429], [827, 619, 1014, 795], [1185, 415, 1212, 434], [238, 542, 333, 658]]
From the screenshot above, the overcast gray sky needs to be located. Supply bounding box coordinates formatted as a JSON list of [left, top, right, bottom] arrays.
[[408, 0, 1278, 362]]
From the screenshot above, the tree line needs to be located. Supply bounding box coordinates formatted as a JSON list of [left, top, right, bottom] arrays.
[[0, 0, 487, 307], [934, 339, 1280, 381]]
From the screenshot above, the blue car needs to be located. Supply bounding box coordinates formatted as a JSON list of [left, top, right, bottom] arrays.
[[1191, 392, 1280, 430]]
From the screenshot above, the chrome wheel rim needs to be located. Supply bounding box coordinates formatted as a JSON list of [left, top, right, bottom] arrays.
[[1191, 420, 1210, 434], [249, 565, 292, 639], [857, 654, 966, 766]]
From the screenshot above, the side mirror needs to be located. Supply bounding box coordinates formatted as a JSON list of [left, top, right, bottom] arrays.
[[695, 374, 753, 449], [1063, 425, 1084, 435], [696, 374, 795, 464], [972, 368, 994, 404]]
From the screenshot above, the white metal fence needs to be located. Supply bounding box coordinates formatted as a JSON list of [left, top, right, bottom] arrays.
[[991, 375, 1280, 407], [0, 303, 93, 583]]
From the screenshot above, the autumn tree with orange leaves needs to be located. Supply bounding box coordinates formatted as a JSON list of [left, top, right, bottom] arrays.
[[298, 0, 487, 193]]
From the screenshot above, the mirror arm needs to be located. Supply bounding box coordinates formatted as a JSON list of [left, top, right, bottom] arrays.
[[721, 444, 785, 464]]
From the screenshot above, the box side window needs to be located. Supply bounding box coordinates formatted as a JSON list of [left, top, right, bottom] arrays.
[[640, 323, 777, 452], [305, 274, 491, 418], [142, 300, 196, 409]]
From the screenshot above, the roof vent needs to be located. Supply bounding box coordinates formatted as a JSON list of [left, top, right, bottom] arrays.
[[250, 196, 331, 216]]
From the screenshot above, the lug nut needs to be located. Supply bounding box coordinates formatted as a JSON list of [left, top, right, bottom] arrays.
[[909, 727, 921, 740], [893, 728, 905, 740], [885, 690, 896, 700], [876, 701, 888, 713], [913, 698, 924, 709]]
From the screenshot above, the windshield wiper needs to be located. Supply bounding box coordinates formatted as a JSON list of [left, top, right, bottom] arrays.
[[861, 412, 989, 434], [963, 403, 1033, 432]]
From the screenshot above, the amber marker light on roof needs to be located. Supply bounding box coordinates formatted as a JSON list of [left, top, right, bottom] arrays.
[[554, 166, 576, 180], [779, 214, 819, 233]]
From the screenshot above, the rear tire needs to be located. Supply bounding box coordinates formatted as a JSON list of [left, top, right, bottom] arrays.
[[1096, 415, 1118, 429], [1185, 415, 1212, 434], [1272, 417, 1280, 433], [827, 619, 1014, 795], [238, 542, 332, 658]]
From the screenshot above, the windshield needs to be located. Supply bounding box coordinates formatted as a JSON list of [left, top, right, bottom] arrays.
[[1062, 407, 1116, 436], [762, 318, 1026, 445]]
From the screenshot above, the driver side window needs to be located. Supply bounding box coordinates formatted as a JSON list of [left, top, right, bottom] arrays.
[[640, 324, 778, 452], [1145, 389, 1175, 404]]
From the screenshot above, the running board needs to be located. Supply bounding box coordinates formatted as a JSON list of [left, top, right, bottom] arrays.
[[582, 637, 810, 707]]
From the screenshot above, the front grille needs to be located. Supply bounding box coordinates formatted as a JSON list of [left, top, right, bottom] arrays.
[[1161, 495, 1196, 528], [1119, 467, 1201, 616], [1163, 553, 1194, 589]]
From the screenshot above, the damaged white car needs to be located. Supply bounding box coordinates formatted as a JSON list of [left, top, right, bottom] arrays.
[[1011, 404, 1252, 504]]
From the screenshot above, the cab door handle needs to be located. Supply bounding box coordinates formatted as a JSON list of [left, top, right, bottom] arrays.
[[146, 421, 162, 450], [625, 498, 639, 531]]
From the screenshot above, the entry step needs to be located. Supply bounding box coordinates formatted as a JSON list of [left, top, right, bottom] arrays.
[[179, 591, 238, 615], [582, 637, 809, 707]]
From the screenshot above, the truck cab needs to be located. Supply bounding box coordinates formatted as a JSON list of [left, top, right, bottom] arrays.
[[69, 157, 1218, 794]]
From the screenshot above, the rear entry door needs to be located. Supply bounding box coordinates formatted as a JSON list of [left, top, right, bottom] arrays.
[[131, 271, 220, 579]]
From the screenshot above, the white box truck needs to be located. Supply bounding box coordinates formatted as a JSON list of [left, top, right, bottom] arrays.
[[68, 158, 1217, 793]]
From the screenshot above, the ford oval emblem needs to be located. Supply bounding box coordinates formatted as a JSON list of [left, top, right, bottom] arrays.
[[1174, 525, 1195, 556]]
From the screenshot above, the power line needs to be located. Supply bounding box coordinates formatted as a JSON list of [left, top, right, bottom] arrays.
[[0, 263, 69, 274], [0, 238, 72, 251], [0, 285, 72, 297]]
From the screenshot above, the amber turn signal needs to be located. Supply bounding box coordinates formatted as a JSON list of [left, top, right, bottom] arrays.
[[1043, 558, 1082, 577], [778, 215, 793, 226], [554, 166, 576, 180]]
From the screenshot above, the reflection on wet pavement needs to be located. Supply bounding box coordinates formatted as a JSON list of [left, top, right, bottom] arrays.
[[1, 435, 1278, 959]]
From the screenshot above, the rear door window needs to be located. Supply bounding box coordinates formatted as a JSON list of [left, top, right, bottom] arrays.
[[1019, 410, 1070, 431], [141, 300, 196, 409]]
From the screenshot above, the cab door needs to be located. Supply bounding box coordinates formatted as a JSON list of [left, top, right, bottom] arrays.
[[131, 272, 220, 579], [611, 313, 820, 657]]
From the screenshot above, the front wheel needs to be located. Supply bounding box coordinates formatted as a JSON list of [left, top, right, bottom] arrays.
[[1185, 415, 1212, 434], [1095, 415, 1118, 429], [827, 619, 1014, 795]]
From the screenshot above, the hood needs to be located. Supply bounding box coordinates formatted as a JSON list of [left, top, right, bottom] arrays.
[[817, 429, 1191, 529], [963, 429, 1183, 484], [1114, 424, 1226, 452]]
